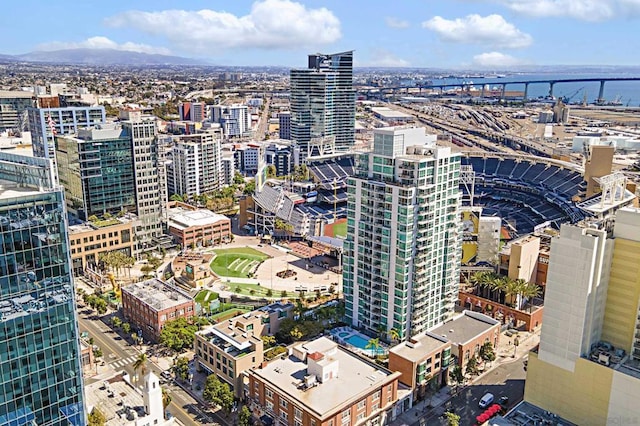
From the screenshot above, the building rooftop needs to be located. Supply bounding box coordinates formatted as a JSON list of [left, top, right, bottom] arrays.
[[168, 207, 229, 230], [251, 337, 400, 419], [430, 311, 499, 346], [389, 332, 450, 362], [0, 178, 45, 199], [499, 401, 576, 426], [197, 302, 293, 356], [122, 279, 192, 312], [84, 373, 167, 426], [0, 90, 33, 99]]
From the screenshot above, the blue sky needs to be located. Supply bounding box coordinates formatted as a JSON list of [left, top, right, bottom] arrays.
[[2, 0, 640, 68]]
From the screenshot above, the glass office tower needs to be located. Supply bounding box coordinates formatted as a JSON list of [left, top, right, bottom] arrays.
[[0, 153, 85, 425], [290, 51, 355, 159]]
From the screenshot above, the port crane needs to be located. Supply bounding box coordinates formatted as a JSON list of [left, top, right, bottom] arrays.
[[561, 86, 585, 104]]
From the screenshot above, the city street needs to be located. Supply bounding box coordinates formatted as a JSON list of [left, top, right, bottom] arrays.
[[78, 311, 220, 426], [410, 359, 527, 426]]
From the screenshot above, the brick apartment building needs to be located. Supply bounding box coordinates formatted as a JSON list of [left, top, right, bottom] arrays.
[[430, 310, 500, 369], [247, 337, 403, 426], [121, 278, 195, 341], [388, 332, 452, 400]]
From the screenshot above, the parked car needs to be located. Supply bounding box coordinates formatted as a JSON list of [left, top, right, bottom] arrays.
[[498, 396, 509, 408], [161, 370, 172, 381], [479, 392, 494, 408]]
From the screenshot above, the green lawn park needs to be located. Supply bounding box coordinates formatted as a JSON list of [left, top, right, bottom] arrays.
[[210, 247, 269, 278], [331, 221, 347, 238]]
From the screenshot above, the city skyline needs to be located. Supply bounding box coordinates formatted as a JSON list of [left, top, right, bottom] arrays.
[[2, 0, 640, 68]]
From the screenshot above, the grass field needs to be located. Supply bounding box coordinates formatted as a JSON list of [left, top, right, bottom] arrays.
[[210, 247, 269, 278], [194, 290, 220, 310], [331, 221, 347, 238]]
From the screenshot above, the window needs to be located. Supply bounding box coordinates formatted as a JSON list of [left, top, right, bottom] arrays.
[[280, 399, 288, 409], [280, 412, 288, 421], [357, 400, 366, 410], [372, 403, 379, 411], [372, 391, 380, 401], [266, 401, 274, 411], [294, 407, 302, 419], [266, 388, 273, 399]]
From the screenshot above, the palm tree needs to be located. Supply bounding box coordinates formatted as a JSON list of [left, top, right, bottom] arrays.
[[389, 328, 401, 343], [162, 387, 172, 410], [490, 275, 509, 303], [512, 278, 529, 309], [132, 353, 148, 385], [365, 338, 380, 357], [521, 283, 542, 313]]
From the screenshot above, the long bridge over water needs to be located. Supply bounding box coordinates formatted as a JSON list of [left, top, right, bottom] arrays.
[[379, 77, 640, 102]]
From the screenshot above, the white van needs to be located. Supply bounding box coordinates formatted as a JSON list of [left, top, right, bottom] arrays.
[[479, 392, 494, 408]]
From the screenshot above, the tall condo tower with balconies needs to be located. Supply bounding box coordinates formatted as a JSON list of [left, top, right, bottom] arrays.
[[290, 51, 355, 159], [343, 127, 462, 341]]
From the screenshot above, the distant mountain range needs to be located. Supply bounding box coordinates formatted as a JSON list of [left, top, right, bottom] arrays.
[[0, 48, 205, 65]]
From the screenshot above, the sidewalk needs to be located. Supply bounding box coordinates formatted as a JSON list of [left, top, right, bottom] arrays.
[[391, 327, 540, 425]]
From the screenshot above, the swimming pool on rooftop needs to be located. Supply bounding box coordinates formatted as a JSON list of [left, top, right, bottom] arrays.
[[330, 327, 386, 356]]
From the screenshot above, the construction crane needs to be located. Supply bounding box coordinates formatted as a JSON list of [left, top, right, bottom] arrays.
[[562, 86, 585, 104]]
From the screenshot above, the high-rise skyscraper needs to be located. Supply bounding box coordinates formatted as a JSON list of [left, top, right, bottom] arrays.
[[122, 117, 168, 254], [210, 105, 250, 138], [28, 106, 106, 160], [167, 131, 223, 197], [290, 51, 355, 159], [178, 102, 206, 122], [55, 124, 136, 220], [343, 127, 462, 340], [524, 207, 640, 423], [0, 152, 85, 425]]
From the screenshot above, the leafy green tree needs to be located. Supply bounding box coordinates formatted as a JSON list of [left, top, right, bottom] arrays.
[[261, 335, 276, 349], [449, 365, 464, 387], [238, 405, 252, 426], [159, 317, 199, 352], [443, 411, 460, 426], [174, 356, 190, 381], [88, 407, 106, 426], [95, 298, 107, 314], [233, 172, 245, 185], [243, 179, 256, 195], [389, 328, 401, 343], [266, 289, 273, 298], [465, 356, 479, 377], [280, 290, 288, 299], [290, 326, 303, 341], [122, 322, 131, 334], [202, 374, 234, 413], [111, 316, 122, 329], [479, 341, 497, 365]]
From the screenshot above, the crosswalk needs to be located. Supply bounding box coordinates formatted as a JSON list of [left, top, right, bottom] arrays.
[[109, 355, 137, 369]]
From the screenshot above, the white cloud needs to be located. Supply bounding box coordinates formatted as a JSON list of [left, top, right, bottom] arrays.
[[496, 0, 640, 21], [472, 51, 530, 67], [385, 17, 410, 29], [499, 0, 614, 21], [365, 50, 410, 67], [105, 0, 341, 53], [423, 14, 532, 48], [37, 36, 171, 55]]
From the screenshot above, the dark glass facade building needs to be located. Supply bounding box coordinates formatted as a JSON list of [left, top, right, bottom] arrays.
[[290, 51, 355, 159], [0, 153, 85, 425], [56, 125, 136, 220]]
